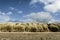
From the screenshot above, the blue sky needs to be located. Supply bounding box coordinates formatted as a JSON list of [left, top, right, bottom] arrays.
[[0, 0, 60, 23]]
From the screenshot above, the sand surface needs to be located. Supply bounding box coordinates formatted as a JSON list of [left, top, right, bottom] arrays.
[[0, 32, 60, 40]]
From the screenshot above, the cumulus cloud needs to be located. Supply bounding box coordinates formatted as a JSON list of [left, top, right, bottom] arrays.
[[9, 7, 18, 11], [0, 11, 12, 15], [30, 0, 38, 5], [7, 12, 12, 15], [29, 0, 60, 23], [10, 7, 15, 10], [22, 19, 37, 23], [30, 0, 60, 13], [44, 0, 60, 13], [48, 19, 60, 23], [0, 15, 10, 22], [0, 11, 6, 15], [18, 11, 23, 14], [23, 12, 55, 23], [48, 19, 56, 23], [30, 0, 55, 5], [0, 11, 12, 22], [9, 7, 23, 14]]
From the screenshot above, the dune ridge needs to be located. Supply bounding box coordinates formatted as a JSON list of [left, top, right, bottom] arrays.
[[0, 22, 60, 32]]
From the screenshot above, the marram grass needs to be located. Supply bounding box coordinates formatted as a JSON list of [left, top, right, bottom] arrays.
[[0, 22, 60, 32]]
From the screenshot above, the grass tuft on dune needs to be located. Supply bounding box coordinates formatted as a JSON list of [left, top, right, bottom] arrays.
[[0, 23, 60, 32]]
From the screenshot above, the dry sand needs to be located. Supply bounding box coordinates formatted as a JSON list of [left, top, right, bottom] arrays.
[[0, 32, 60, 40]]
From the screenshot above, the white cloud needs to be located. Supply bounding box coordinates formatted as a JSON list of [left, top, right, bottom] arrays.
[[39, 0, 55, 5], [0, 11, 12, 22], [1, 13, 6, 15], [18, 11, 23, 14], [30, 0, 55, 5], [22, 19, 37, 23], [48, 19, 60, 23], [0, 11, 12, 15], [7, 12, 12, 15], [23, 12, 55, 23], [9, 7, 19, 11], [29, 0, 60, 23], [0, 15, 10, 22], [0, 11, 6, 15], [30, 0, 60, 13], [9, 7, 23, 14], [11, 19, 16, 21], [48, 19, 56, 23], [10, 7, 15, 10], [44, 0, 60, 13], [30, 0, 38, 5], [10, 7, 18, 11]]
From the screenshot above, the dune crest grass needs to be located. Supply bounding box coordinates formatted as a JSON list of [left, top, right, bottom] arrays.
[[0, 22, 60, 32]]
